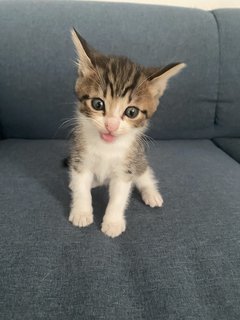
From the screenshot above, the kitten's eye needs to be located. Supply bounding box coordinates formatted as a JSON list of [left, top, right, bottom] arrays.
[[91, 98, 105, 111], [124, 106, 139, 119]]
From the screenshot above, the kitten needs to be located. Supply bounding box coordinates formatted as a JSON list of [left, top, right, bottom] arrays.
[[68, 28, 185, 238]]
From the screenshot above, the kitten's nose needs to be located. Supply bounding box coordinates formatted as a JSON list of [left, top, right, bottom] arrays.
[[105, 117, 120, 132]]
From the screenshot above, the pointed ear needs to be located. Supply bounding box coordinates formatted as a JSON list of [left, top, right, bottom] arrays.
[[148, 62, 186, 98], [71, 28, 95, 75]]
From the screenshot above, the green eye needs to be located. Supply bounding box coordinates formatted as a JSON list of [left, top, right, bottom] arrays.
[[124, 106, 139, 119], [91, 98, 105, 111]]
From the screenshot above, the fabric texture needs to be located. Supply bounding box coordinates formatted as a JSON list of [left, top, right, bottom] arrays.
[[1, 139, 240, 319], [212, 9, 240, 137], [213, 138, 240, 163], [0, 1, 219, 139], [1, 2, 240, 319]]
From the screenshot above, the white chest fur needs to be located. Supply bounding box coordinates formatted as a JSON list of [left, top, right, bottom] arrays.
[[84, 135, 133, 185], [78, 116, 138, 186]]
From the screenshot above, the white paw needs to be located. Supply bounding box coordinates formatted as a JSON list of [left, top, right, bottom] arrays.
[[69, 209, 93, 227], [142, 190, 163, 208], [101, 218, 126, 238]]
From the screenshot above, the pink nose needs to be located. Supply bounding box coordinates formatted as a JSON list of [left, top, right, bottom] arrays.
[[105, 117, 120, 132]]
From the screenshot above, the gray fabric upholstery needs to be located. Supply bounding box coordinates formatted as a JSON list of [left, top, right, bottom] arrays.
[[213, 138, 240, 163], [2, 3, 239, 140], [1, 2, 240, 319], [0, 1, 219, 139], [212, 9, 240, 137], [1, 139, 240, 319]]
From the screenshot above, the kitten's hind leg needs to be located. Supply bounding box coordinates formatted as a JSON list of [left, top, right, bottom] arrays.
[[135, 167, 163, 208]]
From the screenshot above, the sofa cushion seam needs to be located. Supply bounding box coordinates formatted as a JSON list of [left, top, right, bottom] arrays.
[[211, 10, 221, 126]]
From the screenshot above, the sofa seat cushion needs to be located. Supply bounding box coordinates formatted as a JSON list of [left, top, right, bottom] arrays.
[[1, 139, 240, 319], [213, 138, 240, 163]]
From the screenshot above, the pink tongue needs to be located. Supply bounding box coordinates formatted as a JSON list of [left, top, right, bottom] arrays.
[[101, 133, 115, 143]]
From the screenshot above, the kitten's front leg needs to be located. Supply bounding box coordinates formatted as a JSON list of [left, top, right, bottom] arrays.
[[102, 178, 132, 238], [69, 169, 94, 227]]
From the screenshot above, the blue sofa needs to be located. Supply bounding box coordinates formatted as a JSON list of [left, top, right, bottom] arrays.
[[0, 1, 240, 319]]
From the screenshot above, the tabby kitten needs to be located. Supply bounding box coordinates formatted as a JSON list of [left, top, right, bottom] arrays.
[[69, 28, 185, 238]]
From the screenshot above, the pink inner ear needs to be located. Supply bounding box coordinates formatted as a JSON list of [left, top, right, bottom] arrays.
[[105, 117, 120, 132]]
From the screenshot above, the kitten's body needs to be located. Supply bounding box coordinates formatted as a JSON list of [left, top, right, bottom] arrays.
[[69, 29, 185, 237]]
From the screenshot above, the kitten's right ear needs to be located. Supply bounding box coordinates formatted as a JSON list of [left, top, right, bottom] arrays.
[[71, 28, 95, 75]]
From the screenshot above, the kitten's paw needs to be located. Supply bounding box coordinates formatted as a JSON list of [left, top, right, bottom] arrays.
[[101, 219, 126, 238], [142, 190, 163, 208], [69, 210, 93, 227]]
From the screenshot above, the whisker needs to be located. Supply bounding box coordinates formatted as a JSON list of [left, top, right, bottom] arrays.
[[59, 118, 78, 130], [52, 117, 79, 138], [142, 133, 156, 148], [141, 136, 150, 150], [79, 115, 105, 131], [89, 118, 105, 130], [135, 134, 149, 151]]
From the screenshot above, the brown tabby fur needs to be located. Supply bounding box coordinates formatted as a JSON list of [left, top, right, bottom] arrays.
[[70, 29, 185, 175]]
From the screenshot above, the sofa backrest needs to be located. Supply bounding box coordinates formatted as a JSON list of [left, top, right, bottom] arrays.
[[0, 1, 239, 139], [212, 9, 240, 138]]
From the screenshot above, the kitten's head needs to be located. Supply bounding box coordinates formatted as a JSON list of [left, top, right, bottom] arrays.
[[71, 29, 185, 143]]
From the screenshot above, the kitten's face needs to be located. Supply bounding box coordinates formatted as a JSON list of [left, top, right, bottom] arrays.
[[72, 29, 185, 143]]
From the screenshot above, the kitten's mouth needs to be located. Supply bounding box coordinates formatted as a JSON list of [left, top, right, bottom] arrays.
[[100, 133, 116, 143]]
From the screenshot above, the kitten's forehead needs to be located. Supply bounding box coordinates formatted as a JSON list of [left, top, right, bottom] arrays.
[[95, 55, 145, 100]]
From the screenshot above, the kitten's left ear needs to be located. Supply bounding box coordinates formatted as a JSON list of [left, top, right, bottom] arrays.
[[148, 62, 186, 98]]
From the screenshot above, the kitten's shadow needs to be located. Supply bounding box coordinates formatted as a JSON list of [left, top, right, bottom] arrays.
[[91, 186, 142, 229], [91, 186, 108, 228], [13, 141, 71, 220]]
